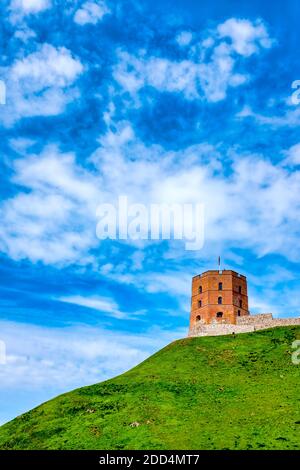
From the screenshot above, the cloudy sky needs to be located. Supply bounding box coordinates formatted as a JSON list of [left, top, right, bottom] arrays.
[[0, 0, 300, 424]]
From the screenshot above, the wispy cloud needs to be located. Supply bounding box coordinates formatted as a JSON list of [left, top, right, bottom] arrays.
[[113, 17, 272, 103], [2, 121, 300, 266], [58, 294, 146, 319], [236, 104, 300, 128]]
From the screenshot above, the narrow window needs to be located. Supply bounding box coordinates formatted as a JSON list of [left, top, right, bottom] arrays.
[[239, 300, 242, 308], [218, 282, 223, 291], [199, 286, 202, 294], [216, 312, 223, 318], [239, 286, 242, 294], [198, 300, 202, 308], [237, 310, 241, 317], [218, 296, 222, 305], [196, 315, 201, 322]]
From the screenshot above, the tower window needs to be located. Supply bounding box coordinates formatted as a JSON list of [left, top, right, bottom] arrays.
[[196, 315, 201, 322], [218, 296, 222, 305], [237, 310, 241, 317], [239, 286, 242, 294], [199, 286, 202, 294], [216, 312, 223, 318], [198, 300, 202, 308], [218, 282, 223, 291], [239, 300, 242, 308]]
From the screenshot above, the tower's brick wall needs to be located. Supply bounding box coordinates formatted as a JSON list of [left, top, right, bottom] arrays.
[[189, 270, 249, 334]]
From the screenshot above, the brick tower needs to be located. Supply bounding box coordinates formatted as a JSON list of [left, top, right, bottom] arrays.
[[189, 270, 249, 334]]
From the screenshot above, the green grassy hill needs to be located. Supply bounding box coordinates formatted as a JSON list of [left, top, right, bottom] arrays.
[[0, 326, 300, 450]]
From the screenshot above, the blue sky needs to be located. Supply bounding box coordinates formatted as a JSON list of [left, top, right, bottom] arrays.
[[1, 0, 300, 424]]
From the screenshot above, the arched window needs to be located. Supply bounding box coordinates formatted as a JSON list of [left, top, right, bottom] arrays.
[[237, 310, 241, 317], [239, 300, 242, 308], [218, 296, 222, 305], [198, 300, 202, 308], [218, 282, 223, 291], [239, 286, 242, 294], [216, 312, 223, 318], [196, 315, 201, 322], [199, 286, 202, 294]]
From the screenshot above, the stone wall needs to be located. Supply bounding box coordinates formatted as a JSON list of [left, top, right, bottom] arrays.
[[236, 313, 273, 324], [188, 313, 300, 337]]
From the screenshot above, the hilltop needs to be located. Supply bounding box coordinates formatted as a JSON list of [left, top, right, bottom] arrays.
[[0, 326, 299, 450]]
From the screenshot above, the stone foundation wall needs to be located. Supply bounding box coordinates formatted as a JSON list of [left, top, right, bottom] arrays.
[[188, 313, 300, 337], [236, 313, 273, 324]]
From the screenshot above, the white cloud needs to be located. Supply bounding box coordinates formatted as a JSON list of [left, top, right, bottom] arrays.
[[13, 25, 36, 42], [12, 146, 97, 201], [283, 143, 300, 166], [176, 31, 193, 47], [0, 145, 102, 264], [98, 262, 193, 309], [11, 44, 83, 86], [9, 0, 51, 26], [9, 137, 36, 153], [236, 104, 253, 118], [197, 42, 248, 102], [92, 122, 300, 261], [113, 18, 272, 103], [114, 52, 199, 99], [2, 118, 300, 268], [8, 0, 50, 40], [10, 0, 51, 15], [218, 18, 273, 57], [2, 44, 83, 126], [58, 295, 146, 319], [74, 1, 110, 25], [236, 104, 300, 128]]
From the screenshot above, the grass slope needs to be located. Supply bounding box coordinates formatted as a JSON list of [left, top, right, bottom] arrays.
[[0, 326, 300, 450]]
